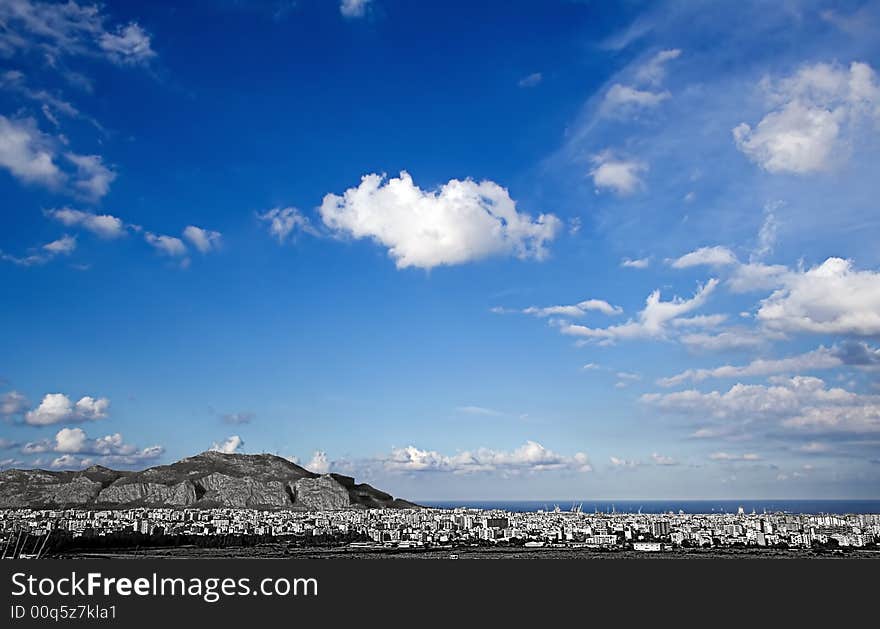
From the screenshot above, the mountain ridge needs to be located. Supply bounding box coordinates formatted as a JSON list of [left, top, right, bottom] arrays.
[[0, 451, 417, 510]]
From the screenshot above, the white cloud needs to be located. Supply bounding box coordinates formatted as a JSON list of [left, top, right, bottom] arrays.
[[670, 245, 738, 269], [306, 450, 330, 474], [727, 261, 790, 293], [621, 256, 650, 269], [48, 454, 85, 469], [0, 117, 116, 198], [0, 0, 103, 58], [634, 48, 682, 86], [709, 452, 761, 461], [210, 435, 244, 454], [0, 70, 84, 125], [99, 23, 155, 65], [46, 208, 125, 238], [679, 329, 771, 352], [798, 441, 832, 454], [518, 72, 542, 88], [0, 115, 62, 186], [669, 314, 728, 329], [601, 83, 670, 116], [1, 233, 78, 267], [733, 61, 880, 174], [1, 391, 29, 418], [183, 225, 222, 254], [42, 234, 76, 255], [144, 232, 187, 257], [0, 0, 156, 66], [658, 346, 844, 387], [11, 237, 73, 264], [753, 206, 779, 260], [521, 298, 621, 318], [757, 257, 880, 335], [456, 405, 502, 417], [651, 453, 678, 466], [609, 456, 638, 468], [23, 427, 163, 468], [24, 393, 109, 425], [257, 207, 316, 243], [65, 152, 115, 198], [319, 171, 560, 269], [561, 279, 718, 344], [643, 375, 880, 437], [53, 427, 87, 453], [589, 152, 646, 195], [339, 0, 370, 19], [383, 441, 592, 474]]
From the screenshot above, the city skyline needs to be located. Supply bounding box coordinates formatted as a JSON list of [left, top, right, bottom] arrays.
[[2, 0, 880, 500]]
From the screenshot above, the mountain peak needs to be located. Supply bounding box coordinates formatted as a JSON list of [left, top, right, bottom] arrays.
[[0, 452, 417, 511]]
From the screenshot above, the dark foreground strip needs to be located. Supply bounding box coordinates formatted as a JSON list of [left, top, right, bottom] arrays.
[[1, 558, 875, 626]]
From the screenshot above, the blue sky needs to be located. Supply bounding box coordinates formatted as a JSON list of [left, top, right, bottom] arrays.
[[2, 0, 880, 499]]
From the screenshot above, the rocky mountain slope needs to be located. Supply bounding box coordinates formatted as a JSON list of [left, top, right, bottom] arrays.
[[0, 451, 417, 510]]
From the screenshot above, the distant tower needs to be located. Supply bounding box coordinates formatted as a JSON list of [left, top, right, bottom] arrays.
[[737, 505, 745, 516]]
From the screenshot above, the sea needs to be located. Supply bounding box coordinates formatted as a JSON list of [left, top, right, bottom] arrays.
[[419, 500, 880, 514]]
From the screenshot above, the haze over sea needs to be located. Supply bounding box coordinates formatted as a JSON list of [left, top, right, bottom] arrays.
[[420, 500, 880, 515]]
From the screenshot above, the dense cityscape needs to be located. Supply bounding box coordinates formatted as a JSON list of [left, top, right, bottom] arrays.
[[2, 506, 878, 557]]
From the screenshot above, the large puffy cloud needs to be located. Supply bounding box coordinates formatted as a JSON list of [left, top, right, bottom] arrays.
[[588, 152, 646, 195], [668, 250, 880, 338], [756, 257, 880, 335], [210, 435, 244, 454], [319, 172, 560, 269], [23, 393, 109, 425], [642, 375, 880, 436], [22, 427, 163, 469], [45, 208, 125, 238], [560, 279, 718, 344], [733, 61, 880, 174], [383, 441, 592, 474]]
